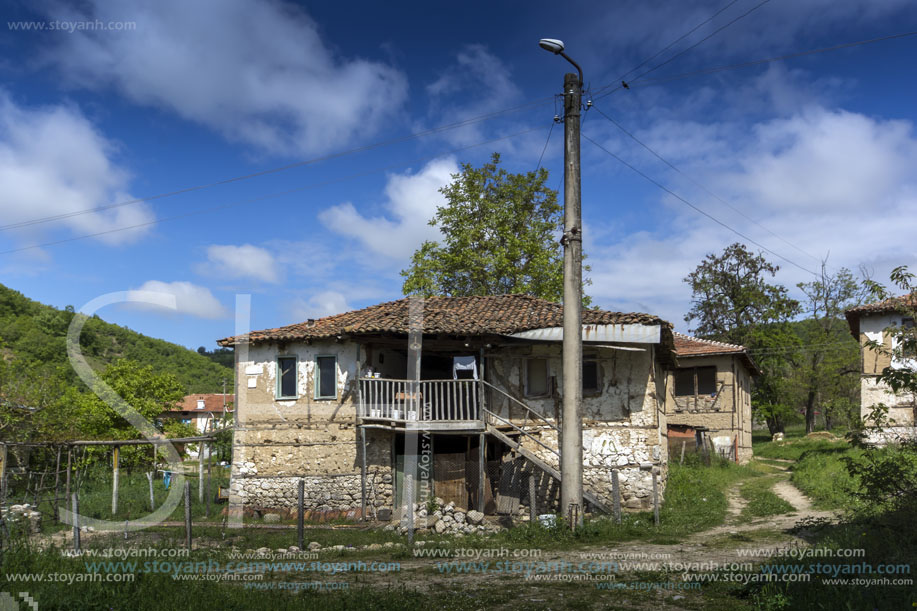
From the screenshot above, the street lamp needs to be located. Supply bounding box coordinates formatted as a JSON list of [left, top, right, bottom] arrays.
[[539, 37, 584, 527]]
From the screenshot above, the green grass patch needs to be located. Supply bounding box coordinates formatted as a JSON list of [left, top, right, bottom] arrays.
[[738, 477, 794, 519], [790, 446, 863, 511], [753, 438, 849, 461]]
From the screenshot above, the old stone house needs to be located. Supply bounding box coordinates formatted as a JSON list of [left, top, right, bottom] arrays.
[[217, 295, 675, 519], [845, 295, 917, 443], [665, 334, 757, 463]]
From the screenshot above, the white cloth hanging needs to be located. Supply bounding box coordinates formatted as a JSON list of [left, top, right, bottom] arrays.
[[452, 355, 478, 380]]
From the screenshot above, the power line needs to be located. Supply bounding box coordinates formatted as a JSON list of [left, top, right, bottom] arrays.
[[592, 0, 744, 98], [534, 120, 555, 173], [632, 0, 773, 82], [0, 126, 541, 256], [596, 0, 773, 100], [590, 104, 821, 264], [0, 98, 553, 234], [581, 132, 819, 276], [628, 30, 917, 88]]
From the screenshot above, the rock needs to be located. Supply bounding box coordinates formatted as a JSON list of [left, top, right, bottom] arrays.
[[262, 513, 281, 523], [434, 520, 447, 534], [454, 512, 465, 524], [332, 545, 345, 552], [383, 542, 395, 548], [256, 547, 271, 555], [288, 546, 300, 552], [367, 543, 383, 551], [466, 510, 484, 525], [308, 542, 321, 551], [414, 541, 426, 547], [377, 508, 392, 521], [434, 497, 444, 506], [275, 548, 287, 554]]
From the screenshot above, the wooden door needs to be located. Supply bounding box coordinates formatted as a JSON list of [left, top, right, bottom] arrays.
[[434, 452, 468, 508]]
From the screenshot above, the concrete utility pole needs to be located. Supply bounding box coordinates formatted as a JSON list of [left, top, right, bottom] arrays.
[[539, 38, 584, 527]]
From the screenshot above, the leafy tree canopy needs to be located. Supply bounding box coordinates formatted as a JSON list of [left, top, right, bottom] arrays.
[[401, 153, 589, 304], [684, 242, 801, 346]]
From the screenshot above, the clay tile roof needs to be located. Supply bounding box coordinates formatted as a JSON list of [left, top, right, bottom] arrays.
[[845, 294, 917, 338], [170, 393, 234, 413], [218, 294, 670, 346], [673, 332, 759, 375]]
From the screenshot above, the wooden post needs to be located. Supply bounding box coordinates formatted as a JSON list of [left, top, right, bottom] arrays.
[[112, 446, 120, 515], [611, 469, 621, 524], [184, 481, 192, 549], [72, 492, 80, 553], [359, 427, 367, 521], [198, 444, 205, 504], [206, 445, 212, 518], [528, 472, 536, 522], [146, 472, 155, 511], [0, 444, 7, 509], [477, 433, 485, 514], [297, 479, 305, 550], [65, 447, 72, 511], [652, 469, 660, 527], [53, 445, 62, 522], [680, 440, 686, 465]]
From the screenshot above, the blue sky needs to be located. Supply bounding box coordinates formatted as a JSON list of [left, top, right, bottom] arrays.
[[1, 0, 916, 350]]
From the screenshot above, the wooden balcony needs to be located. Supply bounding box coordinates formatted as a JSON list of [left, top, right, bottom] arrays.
[[358, 378, 484, 431]]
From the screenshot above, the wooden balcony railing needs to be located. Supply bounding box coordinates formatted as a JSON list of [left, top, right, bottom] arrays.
[[358, 378, 479, 422]]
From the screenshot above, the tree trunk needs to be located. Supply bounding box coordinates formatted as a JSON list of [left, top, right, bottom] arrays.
[[805, 390, 817, 434]]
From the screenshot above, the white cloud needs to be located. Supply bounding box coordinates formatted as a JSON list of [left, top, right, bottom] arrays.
[[290, 291, 350, 320], [423, 45, 521, 146], [0, 91, 152, 245], [43, 0, 407, 156], [127, 281, 228, 319], [586, 105, 917, 330], [199, 244, 280, 284], [319, 157, 458, 259]]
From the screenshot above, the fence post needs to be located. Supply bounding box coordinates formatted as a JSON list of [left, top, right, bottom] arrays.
[[184, 481, 192, 549], [112, 446, 120, 515], [53, 445, 62, 522], [528, 472, 536, 523], [198, 444, 205, 504], [206, 445, 212, 519], [477, 433, 485, 514], [65, 447, 72, 513], [359, 427, 367, 521], [72, 492, 80, 553], [146, 472, 155, 511], [611, 469, 621, 524], [680, 440, 686, 465], [652, 468, 660, 527], [0, 444, 7, 511], [297, 479, 305, 550]]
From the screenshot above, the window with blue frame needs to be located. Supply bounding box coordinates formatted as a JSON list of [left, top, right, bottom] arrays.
[[277, 356, 298, 399], [315, 355, 337, 399]]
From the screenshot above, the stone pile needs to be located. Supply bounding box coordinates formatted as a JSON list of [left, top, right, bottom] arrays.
[[385, 498, 501, 537], [2, 503, 42, 534]]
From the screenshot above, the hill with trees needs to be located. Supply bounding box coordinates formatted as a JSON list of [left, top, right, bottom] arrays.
[[0, 282, 233, 394]]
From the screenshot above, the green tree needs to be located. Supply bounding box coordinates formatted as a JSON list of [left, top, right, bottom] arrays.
[[401, 153, 588, 303], [795, 264, 865, 433], [683, 243, 802, 434], [684, 243, 801, 346]]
